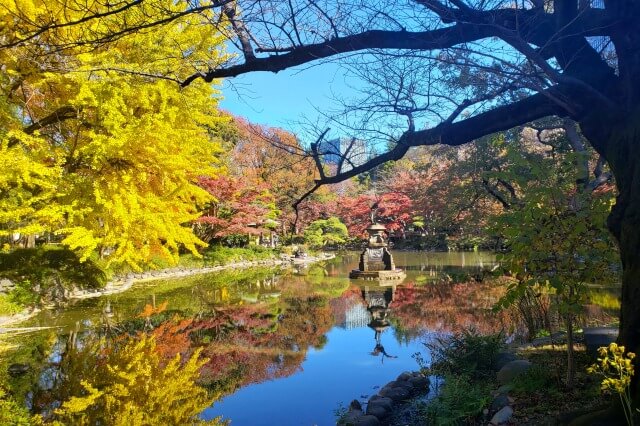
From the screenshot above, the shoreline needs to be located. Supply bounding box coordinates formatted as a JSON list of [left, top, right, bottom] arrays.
[[0, 253, 335, 330]]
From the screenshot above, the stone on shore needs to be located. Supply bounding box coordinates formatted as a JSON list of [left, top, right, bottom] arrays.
[[353, 415, 381, 426], [378, 386, 411, 401], [368, 396, 393, 411], [490, 394, 510, 412], [397, 371, 413, 381], [384, 379, 414, 393], [493, 351, 518, 371], [366, 403, 391, 419], [408, 375, 430, 390], [8, 363, 30, 377], [497, 360, 532, 384], [490, 406, 514, 425]]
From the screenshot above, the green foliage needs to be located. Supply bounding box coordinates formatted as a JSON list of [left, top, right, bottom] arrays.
[[510, 364, 557, 394], [106, 245, 277, 278], [0, 294, 23, 315], [219, 234, 251, 248], [587, 289, 621, 312], [7, 280, 40, 308], [493, 137, 619, 313], [423, 374, 491, 426], [0, 247, 106, 305], [0, 386, 36, 426], [200, 245, 276, 265], [490, 133, 619, 384], [303, 217, 349, 249], [423, 329, 505, 380]]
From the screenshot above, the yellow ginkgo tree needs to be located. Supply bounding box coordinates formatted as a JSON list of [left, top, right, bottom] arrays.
[[0, 1, 233, 268]]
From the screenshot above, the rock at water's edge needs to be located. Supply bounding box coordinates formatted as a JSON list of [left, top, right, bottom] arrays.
[[490, 405, 514, 425], [490, 394, 510, 412], [379, 386, 411, 401], [497, 360, 532, 384]]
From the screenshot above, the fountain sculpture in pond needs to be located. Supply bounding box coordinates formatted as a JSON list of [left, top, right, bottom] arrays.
[[349, 223, 406, 280]]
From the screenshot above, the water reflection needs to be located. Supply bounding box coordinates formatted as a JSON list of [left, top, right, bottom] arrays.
[[360, 284, 397, 362], [4, 252, 513, 426]]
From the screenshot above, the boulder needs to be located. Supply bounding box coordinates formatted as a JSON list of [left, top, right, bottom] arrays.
[[341, 410, 363, 426], [0, 278, 15, 293], [497, 360, 532, 384], [378, 386, 410, 401], [368, 396, 393, 411], [353, 415, 381, 426], [384, 380, 414, 392], [583, 327, 618, 357], [490, 394, 510, 412], [396, 371, 413, 382], [350, 400, 363, 411], [340, 401, 364, 425], [532, 331, 567, 347], [366, 403, 390, 419], [408, 375, 430, 390], [493, 352, 518, 371], [495, 384, 513, 395], [490, 406, 514, 425], [8, 363, 30, 377]]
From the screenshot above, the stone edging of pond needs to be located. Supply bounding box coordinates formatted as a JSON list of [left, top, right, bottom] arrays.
[[336, 351, 539, 426], [0, 253, 335, 329], [339, 371, 430, 426]]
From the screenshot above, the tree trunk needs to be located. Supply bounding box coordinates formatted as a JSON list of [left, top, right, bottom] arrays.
[[611, 171, 640, 408], [589, 113, 640, 407], [566, 312, 575, 388], [579, 108, 640, 420]]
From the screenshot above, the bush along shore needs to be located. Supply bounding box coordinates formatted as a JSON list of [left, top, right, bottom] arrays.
[[0, 245, 334, 328]]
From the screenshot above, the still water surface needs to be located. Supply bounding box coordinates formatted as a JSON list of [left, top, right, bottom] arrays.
[[7, 251, 505, 425]]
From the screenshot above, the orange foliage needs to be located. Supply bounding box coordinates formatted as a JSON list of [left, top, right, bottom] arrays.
[[138, 300, 168, 319]]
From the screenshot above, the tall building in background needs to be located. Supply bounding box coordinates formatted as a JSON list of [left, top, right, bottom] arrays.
[[318, 137, 368, 172]]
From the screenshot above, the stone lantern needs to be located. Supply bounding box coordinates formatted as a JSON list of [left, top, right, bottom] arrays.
[[349, 223, 405, 280]]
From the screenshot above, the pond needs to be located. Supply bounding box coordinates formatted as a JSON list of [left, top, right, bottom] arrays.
[[3, 251, 511, 425]]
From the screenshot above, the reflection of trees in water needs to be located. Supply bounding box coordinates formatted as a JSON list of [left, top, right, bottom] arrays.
[[22, 289, 336, 421], [30, 333, 223, 425], [136, 294, 335, 397], [200, 295, 333, 392], [388, 281, 510, 338]]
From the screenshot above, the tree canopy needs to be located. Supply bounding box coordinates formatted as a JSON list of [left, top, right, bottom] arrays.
[[1, 2, 231, 268]]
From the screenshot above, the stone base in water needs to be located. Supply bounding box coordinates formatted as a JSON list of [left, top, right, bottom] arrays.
[[348, 269, 406, 281]]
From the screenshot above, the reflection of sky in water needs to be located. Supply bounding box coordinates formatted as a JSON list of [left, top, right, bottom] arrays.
[[203, 325, 429, 426]]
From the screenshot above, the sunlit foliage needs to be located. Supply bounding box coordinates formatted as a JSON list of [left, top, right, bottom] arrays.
[[0, 1, 232, 268], [303, 217, 349, 249]]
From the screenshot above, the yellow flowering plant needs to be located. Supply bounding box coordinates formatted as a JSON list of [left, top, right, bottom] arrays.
[[587, 342, 636, 425]]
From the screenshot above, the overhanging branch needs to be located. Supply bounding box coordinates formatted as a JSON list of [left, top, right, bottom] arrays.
[[182, 23, 500, 86]]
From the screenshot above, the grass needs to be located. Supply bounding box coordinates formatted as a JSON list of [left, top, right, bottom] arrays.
[[0, 294, 23, 316], [413, 330, 609, 425], [423, 374, 492, 425], [105, 245, 279, 278], [510, 345, 606, 425]]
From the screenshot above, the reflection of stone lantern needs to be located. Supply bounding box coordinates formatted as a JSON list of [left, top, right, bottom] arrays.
[[362, 285, 397, 361], [349, 223, 405, 280]]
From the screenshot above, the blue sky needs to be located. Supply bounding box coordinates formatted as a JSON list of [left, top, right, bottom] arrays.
[[218, 62, 356, 142]]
